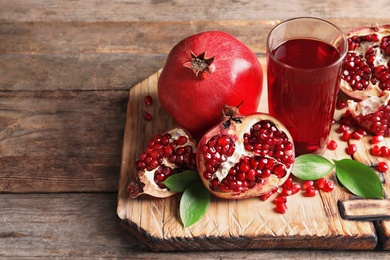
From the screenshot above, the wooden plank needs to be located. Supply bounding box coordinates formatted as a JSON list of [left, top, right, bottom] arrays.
[[1, 19, 389, 56], [0, 0, 389, 22], [1, 193, 387, 259], [0, 90, 128, 192], [0, 54, 166, 91], [117, 60, 379, 251]]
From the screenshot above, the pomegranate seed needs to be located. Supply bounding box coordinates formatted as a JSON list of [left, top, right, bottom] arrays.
[[282, 177, 293, 189], [327, 140, 338, 150], [372, 145, 381, 155], [322, 180, 335, 192], [378, 161, 388, 172], [302, 180, 314, 190], [380, 146, 390, 157], [337, 124, 350, 133], [274, 202, 287, 214], [341, 131, 351, 141], [273, 195, 287, 204], [144, 95, 153, 106], [280, 187, 293, 196], [371, 135, 384, 144], [259, 187, 278, 201], [347, 144, 357, 155], [316, 177, 326, 189], [303, 186, 318, 197], [291, 183, 301, 195], [259, 192, 272, 201], [351, 131, 363, 140], [143, 111, 152, 121]]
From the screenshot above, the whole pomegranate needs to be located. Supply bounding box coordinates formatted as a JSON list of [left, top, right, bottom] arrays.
[[340, 24, 390, 100], [158, 31, 263, 139], [128, 127, 197, 198], [196, 105, 295, 199]]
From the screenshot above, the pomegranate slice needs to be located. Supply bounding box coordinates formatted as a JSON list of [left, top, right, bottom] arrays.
[[340, 24, 390, 100], [127, 127, 197, 198], [343, 90, 390, 136], [196, 106, 295, 199]]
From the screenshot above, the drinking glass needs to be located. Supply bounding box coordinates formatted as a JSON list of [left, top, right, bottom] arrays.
[[266, 17, 348, 155]]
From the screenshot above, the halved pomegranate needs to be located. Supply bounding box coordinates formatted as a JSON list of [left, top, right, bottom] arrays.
[[340, 24, 390, 100], [342, 90, 390, 136], [196, 106, 295, 199], [128, 127, 197, 198]]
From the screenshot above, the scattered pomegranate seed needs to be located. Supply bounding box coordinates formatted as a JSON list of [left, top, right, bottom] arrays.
[[274, 202, 288, 214], [259, 187, 277, 201], [378, 161, 389, 173], [371, 135, 384, 144], [316, 177, 326, 189], [337, 124, 350, 134], [380, 146, 390, 157], [290, 183, 301, 195], [322, 180, 335, 192], [273, 195, 287, 204], [372, 145, 381, 155], [301, 180, 314, 190], [303, 186, 318, 197], [280, 187, 293, 196], [351, 131, 364, 140], [143, 111, 152, 121], [327, 140, 338, 150], [341, 131, 351, 141], [144, 95, 153, 106], [347, 144, 357, 155]]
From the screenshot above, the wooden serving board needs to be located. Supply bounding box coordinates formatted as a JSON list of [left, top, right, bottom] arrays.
[[117, 58, 390, 251]]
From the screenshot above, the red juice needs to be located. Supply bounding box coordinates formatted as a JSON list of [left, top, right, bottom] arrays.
[[267, 38, 342, 155]]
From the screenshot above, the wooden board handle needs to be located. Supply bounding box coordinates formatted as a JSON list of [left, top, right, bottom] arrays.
[[338, 199, 390, 221]]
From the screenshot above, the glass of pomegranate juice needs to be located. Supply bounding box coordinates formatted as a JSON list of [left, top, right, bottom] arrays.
[[266, 17, 348, 155]]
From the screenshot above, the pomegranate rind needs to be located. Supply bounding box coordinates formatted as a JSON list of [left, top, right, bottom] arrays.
[[340, 24, 390, 100], [128, 127, 197, 198], [197, 111, 295, 200]]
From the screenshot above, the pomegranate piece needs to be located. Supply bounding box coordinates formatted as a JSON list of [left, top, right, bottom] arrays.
[[340, 24, 390, 100], [197, 105, 295, 199], [343, 90, 390, 136], [128, 127, 197, 198]]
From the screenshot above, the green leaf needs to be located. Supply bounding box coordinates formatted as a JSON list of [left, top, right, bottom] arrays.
[[180, 179, 210, 227], [164, 170, 199, 192], [292, 154, 335, 180], [334, 159, 383, 199]]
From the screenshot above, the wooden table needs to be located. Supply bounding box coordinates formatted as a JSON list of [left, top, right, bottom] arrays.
[[1, 0, 390, 258]]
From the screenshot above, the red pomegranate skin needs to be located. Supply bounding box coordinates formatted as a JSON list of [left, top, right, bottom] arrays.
[[158, 31, 263, 138]]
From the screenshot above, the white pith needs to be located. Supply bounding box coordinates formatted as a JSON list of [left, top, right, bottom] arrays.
[[348, 90, 390, 116]]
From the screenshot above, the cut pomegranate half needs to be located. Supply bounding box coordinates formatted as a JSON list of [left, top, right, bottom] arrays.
[[196, 106, 295, 199]]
